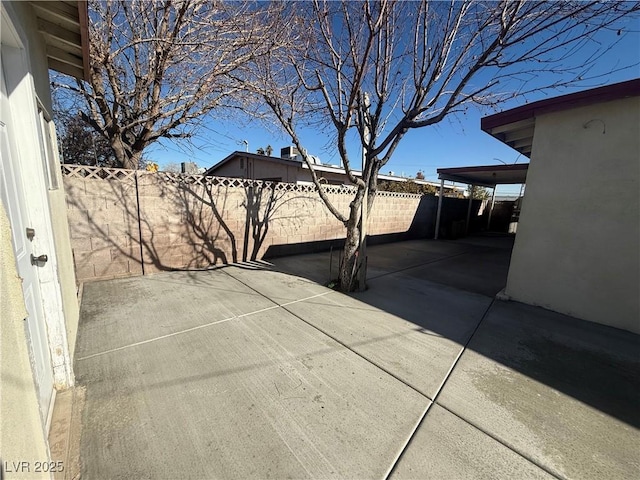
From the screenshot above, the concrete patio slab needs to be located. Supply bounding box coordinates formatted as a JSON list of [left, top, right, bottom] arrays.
[[437, 300, 640, 480], [223, 264, 332, 304], [363, 240, 478, 279], [75, 273, 429, 479], [390, 404, 554, 480], [71, 236, 639, 480], [267, 251, 334, 285], [76, 269, 276, 358], [270, 239, 478, 285], [446, 234, 515, 250], [393, 247, 512, 297], [271, 238, 512, 297], [359, 272, 492, 342], [284, 274, 491, 399]]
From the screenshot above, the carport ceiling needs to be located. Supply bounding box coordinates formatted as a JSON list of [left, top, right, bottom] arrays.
[[31, 1, 89, 81], [437, 163, 528, 188]]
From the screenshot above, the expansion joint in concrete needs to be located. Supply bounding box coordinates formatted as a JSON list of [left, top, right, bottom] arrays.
[[75, 290, 333, 362], [220, 267, 558, 479], [221, 268, 431, 401], [383, 299, 495, 479], [433, 403, 566, 480], [383, 297, 564, 480]]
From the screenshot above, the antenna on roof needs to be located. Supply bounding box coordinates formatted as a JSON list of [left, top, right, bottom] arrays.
[[238, 139, 249, 152]]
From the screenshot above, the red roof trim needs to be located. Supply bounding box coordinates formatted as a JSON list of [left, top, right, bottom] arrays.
[[481, 79, 640, 132]]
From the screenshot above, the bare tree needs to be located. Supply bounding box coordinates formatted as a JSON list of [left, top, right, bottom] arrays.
[[162, 162, 181, 173], [56, 112, 119, 167], [54, 0, 288, 170], [250, 0, 639, 291]]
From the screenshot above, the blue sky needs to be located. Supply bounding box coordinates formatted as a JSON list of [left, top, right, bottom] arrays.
[[147, 25, 640, 196]]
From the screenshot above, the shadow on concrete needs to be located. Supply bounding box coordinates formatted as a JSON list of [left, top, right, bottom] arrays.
[[73, 236, 639, 479], [269, 236, 640, 430], [466, 301, 640, 428]]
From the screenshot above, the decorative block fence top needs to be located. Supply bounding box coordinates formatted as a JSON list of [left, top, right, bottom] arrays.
[[61, 164, 427, 199]]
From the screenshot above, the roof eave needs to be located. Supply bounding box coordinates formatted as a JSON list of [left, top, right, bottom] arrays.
[[78, 0, 90, 81], [482, 78, 640, 132], [32, 1, 90, 81], [481, 79, 640, 157]]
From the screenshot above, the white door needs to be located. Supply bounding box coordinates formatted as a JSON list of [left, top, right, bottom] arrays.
[[1, 54, 55, 424]]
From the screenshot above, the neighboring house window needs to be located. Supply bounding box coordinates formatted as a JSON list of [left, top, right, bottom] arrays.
[[36, 104, 59, 190]]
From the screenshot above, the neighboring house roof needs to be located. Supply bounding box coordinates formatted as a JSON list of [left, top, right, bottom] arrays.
[[481, 78, 640, 157], [205, 151, 447, 188], [31, 1, 90, 80], [205, 151, 315, 175], [437, 163, 529, 187]]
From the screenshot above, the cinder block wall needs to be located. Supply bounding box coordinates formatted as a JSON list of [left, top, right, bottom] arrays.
[[64, 170, 143, 280], [63, 166, 454, 282]]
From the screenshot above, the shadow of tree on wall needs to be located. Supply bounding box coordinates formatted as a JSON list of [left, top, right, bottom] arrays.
[[63, 166, 317, 279], [241, 183, 315, 263], [63, 168, 145, 278], [163, 178, 239, 267], [158, 173, 315, 269], [243, 184, 274, 263]]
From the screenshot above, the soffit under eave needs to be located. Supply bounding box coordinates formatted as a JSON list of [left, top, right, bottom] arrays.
[[31, 1, 90, 81], [484, 117, 535, 157]]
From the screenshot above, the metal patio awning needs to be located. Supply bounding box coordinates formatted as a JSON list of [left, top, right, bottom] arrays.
[[436, 163, 529, 188], [433, 163, 528, 240]]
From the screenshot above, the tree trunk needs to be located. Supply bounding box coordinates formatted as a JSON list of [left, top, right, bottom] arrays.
[[110, 135, 143, 170], [339, 221, 360, 292], [338, 187, 376, 292], [125, 151, 144, 171], [338, 191, 365, 292], [110, 136, 129, 169]]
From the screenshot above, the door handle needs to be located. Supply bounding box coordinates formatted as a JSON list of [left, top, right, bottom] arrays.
[[31, 254, 48, 266]]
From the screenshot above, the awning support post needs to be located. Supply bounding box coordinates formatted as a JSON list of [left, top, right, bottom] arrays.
[[465, 184, 474, 236], [487, 186, 497, 230], [434, 178, 444, 240]]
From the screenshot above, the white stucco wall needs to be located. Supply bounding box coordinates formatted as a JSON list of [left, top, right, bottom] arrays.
[[0, 204, 50, 478], [505, 96, 640, 334], [1, 0, 81, 472]]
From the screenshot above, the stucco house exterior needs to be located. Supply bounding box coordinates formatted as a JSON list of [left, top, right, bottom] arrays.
[[482, 79, 640, 334], [1, 0, 89, 471]]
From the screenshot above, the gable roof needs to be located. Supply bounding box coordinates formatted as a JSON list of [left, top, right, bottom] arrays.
[[481, 79, 640, 157], [204, 151, 304, 175], [205, 151, 450, 188]]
